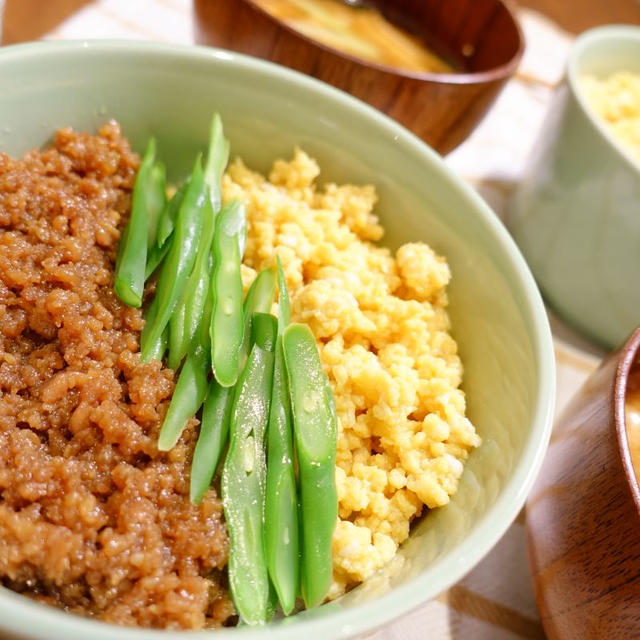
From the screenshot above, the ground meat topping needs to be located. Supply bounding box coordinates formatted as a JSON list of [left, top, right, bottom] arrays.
[[0, 123, 232, 630]]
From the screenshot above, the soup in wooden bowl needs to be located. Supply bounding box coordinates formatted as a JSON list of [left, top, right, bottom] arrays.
[[193, 0, 524, 154]]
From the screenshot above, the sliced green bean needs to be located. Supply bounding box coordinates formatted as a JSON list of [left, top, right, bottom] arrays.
[[146, 162, 167, 249], [179, 252, 213, 362], [140, 156, 206, 362], [203, 112, 230, 214], [190, 267, 277, 504], [239, 267, 276, 369], [222, 312, 277, 625], [157, 349, 208, 451], [167, 302, 187, 371], [146, 325, 168, 363], [172, 197, 217, 368], [145, 232, 171, 281], [202, 113, 245, 254], [265, 257, 299, 614], [114, 138, 156, 307], [283, 323, 338, 609], [172, 117, 229, 366], [190, 382, 232, 504], [145, 183, 188, 281], [209, 200, 246, 387], [248, 311, 277, 438], [157, 298, 212, 451], [157, 182, 187, 250], [275, 256, 290, 326]]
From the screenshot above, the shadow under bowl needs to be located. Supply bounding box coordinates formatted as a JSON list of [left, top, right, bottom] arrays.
[[193, 0, 524, 154], [527, 326, 640, 639]]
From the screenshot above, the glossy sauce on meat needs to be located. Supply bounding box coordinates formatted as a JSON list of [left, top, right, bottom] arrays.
[[0, 123, 233, 629]]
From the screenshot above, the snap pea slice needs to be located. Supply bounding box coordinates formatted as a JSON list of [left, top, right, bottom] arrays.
[[222, 312, 277, 625], [265, 257, 299, 614], [283, 323, 338, 609], [209, 200, 246, 387]]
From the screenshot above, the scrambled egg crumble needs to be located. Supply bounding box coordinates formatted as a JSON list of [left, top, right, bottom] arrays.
[[581, 71, 640, 164], [222, 150, 480, 596]]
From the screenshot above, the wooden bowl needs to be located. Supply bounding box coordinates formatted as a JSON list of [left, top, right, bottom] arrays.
[[193, 0, 524, 154], [526, 327, 640, 639]]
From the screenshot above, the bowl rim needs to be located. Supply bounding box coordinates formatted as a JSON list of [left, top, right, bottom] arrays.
[[615, 326, 640, 512], [241, 0, 525, 85], [568, 24, 640, 177], [0, 38, 554, 640]]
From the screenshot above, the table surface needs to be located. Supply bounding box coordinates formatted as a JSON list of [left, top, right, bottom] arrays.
[[2, 0, 640, 43], [0, 2, 638, 640]]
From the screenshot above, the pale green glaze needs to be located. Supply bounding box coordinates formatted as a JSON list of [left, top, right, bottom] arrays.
[[0, 41, 554, 640], [510, 26, 640, 349]]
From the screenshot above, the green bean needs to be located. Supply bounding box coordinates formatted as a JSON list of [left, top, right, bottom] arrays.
[[157, 182, 187, 250], [222, 312, 277, 625], [203, 112, 229, 214], [145, 183, 187, 281], [274, 256, 290, 327], [172, 197, 217, 369], [157, 298, 212, 451], [190, 383, 232, 504], [145, 232, 171, 281], [209, 200, 246, 387], [243, 267, 276, 315], [157, 350, 209, 451], [248, 319, 277, 499], [114, 138, 156, 307], [265, 257, 299, 614], [139, 293, 163, 364], [177, 252, 212, 364], [239, 267, 276, 369], [171, 117, 229, 366], [146, 162, 167, 249], [283, 323, 338, 609], [167, 302, 187, 371], [146, 325, 168, 363], [140, 156, 206, 362], [190, 267, 277, 504]]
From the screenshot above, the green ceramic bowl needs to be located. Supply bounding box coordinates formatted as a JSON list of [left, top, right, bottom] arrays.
[[0, 41, 554, 640], [509, 25, 640, 349]]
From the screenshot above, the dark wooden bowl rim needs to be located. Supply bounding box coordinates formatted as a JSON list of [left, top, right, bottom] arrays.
[[614, 326, 640, 516], [244, 0, 525, 85]]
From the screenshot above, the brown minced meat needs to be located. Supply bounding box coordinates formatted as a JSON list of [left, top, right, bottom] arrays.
[[0, 123, 234, 629]]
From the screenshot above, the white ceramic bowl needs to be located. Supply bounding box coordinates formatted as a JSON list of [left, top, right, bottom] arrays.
[[0, 40, 555, 640], [509, 25, 640, 349]]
